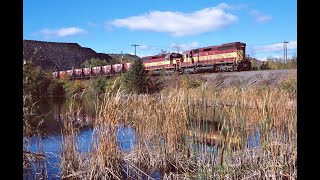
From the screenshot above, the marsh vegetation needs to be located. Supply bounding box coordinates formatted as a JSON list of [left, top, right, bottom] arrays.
[[23, 61, 296, 179], [24, 74, 296, 179]]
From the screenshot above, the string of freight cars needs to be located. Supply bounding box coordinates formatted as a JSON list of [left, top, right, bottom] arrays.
[[52, 41, 289, 80]]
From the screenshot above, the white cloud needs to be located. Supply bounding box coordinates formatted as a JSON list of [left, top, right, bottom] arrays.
[[249, 10, 272, 23], [109, 3, 238, 36], [254, 40, 297, 53], [38, 27, 87, 38], [170, 42, 199, 51]]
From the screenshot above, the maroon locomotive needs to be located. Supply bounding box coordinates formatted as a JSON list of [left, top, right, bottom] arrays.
[[143, 42, 251, 74]]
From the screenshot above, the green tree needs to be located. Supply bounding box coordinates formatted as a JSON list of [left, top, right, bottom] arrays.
[[93, 77, 108, 94], [23, 61, 54, 97], [123, 59, 148, 94]]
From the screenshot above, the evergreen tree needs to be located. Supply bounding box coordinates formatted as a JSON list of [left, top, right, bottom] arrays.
[[123, 59, 148, 94]]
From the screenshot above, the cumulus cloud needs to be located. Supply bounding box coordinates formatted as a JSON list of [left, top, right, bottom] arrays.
[[249, 10, 272, 23], [170, 42, 199, 51], [109, 3, 238, 36], [254, 40, 297, 52], [38, 27, 87, 38]]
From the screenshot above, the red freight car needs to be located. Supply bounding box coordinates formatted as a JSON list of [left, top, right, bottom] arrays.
[[66, 70, 74, 78], [92, 66, 102, 76], [74, 69, 83, 78], [83, 68, 91, 77], [113, 64, 123, 74], [123, 63, 131, 72], [102, 65, 112, 76]]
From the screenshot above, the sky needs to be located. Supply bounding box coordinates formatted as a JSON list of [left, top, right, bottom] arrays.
[[23, 0, 297, 60]]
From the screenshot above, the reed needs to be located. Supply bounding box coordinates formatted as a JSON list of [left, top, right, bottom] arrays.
[[23, 95, 49, 179], [59, 77, 297, 179]]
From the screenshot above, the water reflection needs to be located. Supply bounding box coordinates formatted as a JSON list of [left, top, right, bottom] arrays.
[[34, 97, 95, 135], [24, 97, 137, 179]]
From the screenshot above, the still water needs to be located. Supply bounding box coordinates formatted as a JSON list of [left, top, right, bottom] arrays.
[[23, 97, 137, 180]]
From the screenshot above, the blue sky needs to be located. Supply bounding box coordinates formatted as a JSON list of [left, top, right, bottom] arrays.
[[24, 0, 297, 60]]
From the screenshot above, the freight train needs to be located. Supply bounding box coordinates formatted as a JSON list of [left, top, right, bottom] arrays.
[[52, 42, 251, 79]]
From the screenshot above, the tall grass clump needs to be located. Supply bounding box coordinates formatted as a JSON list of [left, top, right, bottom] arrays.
[[23, 95, 48, 179], [58, 75, 296, 179]]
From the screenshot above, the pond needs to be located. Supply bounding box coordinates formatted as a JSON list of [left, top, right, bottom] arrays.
[[23, 97, 261, 180], [23, 97, 138, 179]]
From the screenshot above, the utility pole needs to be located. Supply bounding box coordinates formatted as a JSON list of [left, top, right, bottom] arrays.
[[283, 41, 288, 63], [121, 51, 123, 74], [131, 44, 140, 56], [121, 51, 123, 64]]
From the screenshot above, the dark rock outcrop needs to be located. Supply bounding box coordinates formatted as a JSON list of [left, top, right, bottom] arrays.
[[23, 40, 113, 70]]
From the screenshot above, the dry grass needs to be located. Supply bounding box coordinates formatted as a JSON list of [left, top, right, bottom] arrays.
[[59, 77, 297, 179], [23, 95, 49, 179]]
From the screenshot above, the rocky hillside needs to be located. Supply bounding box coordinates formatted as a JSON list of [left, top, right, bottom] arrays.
[[23, 40, 113, 70]]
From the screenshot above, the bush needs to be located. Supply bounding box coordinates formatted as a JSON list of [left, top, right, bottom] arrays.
[[279, 73, 297, 94], [146, 77, 164, 94], [263, 56, 297, 70], [179, 75, 202, 89], [23, 61, 54, 97], [63, 80, 87, 97], [105, 76, 124, 94], [93, 77, 108, 94], [260, 62, 271, 70]]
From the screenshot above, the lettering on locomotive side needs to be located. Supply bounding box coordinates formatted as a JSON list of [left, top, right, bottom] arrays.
[[198, 52, 237, 62], [144, 60, 170, 67]]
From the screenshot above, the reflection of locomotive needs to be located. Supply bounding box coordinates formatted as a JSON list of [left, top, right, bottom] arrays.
[[52, 42, 251, 79]]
